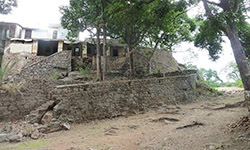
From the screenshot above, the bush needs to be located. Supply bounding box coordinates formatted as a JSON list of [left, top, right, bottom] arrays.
[[0, 60, 17, 85]]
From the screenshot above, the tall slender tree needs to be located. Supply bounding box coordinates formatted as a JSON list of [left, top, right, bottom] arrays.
[[101, 0, 107, 80], [107, 0, 152, 76], [60, 0, 103, 80]]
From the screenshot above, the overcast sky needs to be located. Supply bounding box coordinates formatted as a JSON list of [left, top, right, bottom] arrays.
[[0, 0, 238, 81], [0, 0, 69, 28]]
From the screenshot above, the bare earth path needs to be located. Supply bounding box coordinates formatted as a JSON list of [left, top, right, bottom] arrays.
[[1, 93, 249, 150]]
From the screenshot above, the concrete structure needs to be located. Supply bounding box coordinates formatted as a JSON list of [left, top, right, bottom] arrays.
[[0, 22, 80, 59]]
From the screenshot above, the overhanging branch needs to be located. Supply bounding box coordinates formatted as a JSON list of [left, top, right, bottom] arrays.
[[206, 0, 221, 7], [202, 0, 214, 17]]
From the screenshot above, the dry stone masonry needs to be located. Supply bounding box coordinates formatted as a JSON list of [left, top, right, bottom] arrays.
[[51, 71, 197, 122], [0, 80, 56, 121], [0, 70, 197, 124], [20, 50, 72, 80], [0, 70, 197, 142]]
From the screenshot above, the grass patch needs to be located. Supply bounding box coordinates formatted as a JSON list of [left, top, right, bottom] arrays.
[[2, 140, 51, 150]]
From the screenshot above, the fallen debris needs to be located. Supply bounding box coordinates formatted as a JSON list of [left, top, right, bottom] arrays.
[[151, 117, 179, 123], [0, 120, 70, 143], [176, 121, 204, 130], [212, 101, 245, 110], [127, 124, 139, 129], [104, 127, 119, 136], [230, 116, 250, 130]]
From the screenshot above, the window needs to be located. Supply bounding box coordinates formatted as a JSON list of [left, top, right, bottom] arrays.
[[52, 30, 57, 39], [74, 48, 80, 56], [112, 48, 119, 56], [25, 29, 32, 39]]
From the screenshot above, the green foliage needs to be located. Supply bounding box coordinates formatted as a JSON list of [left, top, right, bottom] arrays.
[[60, 0, 102, 40], [0, 0, 17, 15], [194, 19, 224, 60], [0, 60, 17, 85], [194, 0, 250, 60], [156, 68, 162, 74], [188, 64, 243, 88], [50, 72, 58, 80], [187, 64, 223, 86], [236, 21, 250, 59], [2, 139, 51, 150], [142, 0, 196, 50], [61, 0, 196, 51], [79, 64, 89, 78], [107, 0, 152, 48], [222, 61, 240, 81]]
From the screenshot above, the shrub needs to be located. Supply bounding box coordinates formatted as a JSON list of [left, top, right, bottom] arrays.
[[50, 72, 58, 80], [0, 60, 17, 85]]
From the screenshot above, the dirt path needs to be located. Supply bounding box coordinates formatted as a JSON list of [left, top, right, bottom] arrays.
[[1, 95, 249, 150]]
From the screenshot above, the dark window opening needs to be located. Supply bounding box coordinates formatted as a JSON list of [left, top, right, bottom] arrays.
[[25, 29, 32, 39], [87, 43, 96, 56], [53, 30, 58, 39], [74, 47, 80, 56], [112, 48, 119, 56], [37, 40, 58, 56]]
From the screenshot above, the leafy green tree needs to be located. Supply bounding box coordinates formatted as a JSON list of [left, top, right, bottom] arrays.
[[61, 0, 196, 77], [107, 0, 153, 76], [143, 0, 196, 72], [199, 68, 223, 83], [194, 0, 250, 90], [107, 0, 195, 75], [0, 0, 17, 14], [223, 61, 240, 81], [60, 0, 103, 80]]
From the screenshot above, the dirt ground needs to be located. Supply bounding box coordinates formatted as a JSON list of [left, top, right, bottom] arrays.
[[1, 88, 249, 150]]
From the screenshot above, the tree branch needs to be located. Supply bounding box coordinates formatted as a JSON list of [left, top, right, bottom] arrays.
[[233, 0, 240, 13], [202, 0, 214, 18], [140, 0, 156, 5], [206, 0, 221, 7]]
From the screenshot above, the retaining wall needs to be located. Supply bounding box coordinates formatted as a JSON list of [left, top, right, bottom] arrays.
[[0, 80, 55, 121], [52, 72, 197, 122]]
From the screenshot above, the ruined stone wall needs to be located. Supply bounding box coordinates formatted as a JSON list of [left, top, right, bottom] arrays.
[[1, 48, 46, 78], [20, 50, 72, 79], [0, 80, 56, 121], [52, 72, 197, 122]]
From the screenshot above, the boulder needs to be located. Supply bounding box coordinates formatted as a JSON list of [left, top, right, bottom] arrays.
[[0, 133, 8, 142], [41, 111, 54, 125]]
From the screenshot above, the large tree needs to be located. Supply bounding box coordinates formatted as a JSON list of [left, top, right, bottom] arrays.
[[60, 0, 103, 80], [141, 0, 196, 71], [107, 0, 152, 76], [194, 0, 250, 90], [107, 0, 195, 75], [0, 0, 17, 14]]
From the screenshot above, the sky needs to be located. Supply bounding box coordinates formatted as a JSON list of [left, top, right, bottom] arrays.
[[0, 0, 69, 29], [0, 0, 240, 81]]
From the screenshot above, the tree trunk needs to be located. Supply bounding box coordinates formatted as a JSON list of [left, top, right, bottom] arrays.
[[128, 46, 135, 77], [0, 54, 2, 67], [96, 26, 102, 80], [102, 25, 107, 80], [101, 0, 107, 80], [227, 24, 250, 90]]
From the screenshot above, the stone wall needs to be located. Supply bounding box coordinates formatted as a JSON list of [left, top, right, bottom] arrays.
[[20, 50, 72, 79], [0, 80, 56, 121], [2, 48, 45, 78], [52, 72, 197, 122]]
